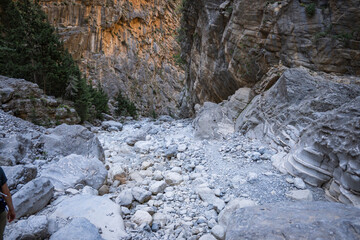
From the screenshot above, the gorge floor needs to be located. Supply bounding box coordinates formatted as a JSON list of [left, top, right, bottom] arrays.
[[97, 117, 327, 240]]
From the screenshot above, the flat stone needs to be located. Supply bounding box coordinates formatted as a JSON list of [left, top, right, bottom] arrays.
[[226, 201, 360, 240], [286, 189, 313, 201], [218, 198, 256, 227]]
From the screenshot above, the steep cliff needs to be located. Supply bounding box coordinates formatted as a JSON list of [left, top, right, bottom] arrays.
[[39, 0, 186, 117], [181, 0, 360, 106]]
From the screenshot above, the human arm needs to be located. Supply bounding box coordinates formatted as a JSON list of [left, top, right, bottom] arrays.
[[1, 183, 15, 222]]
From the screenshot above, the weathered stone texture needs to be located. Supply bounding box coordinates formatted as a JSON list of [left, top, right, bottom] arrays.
[[236, 67, 360, 206], [39, 0, 186, 117], [182, 0, 360, 106]]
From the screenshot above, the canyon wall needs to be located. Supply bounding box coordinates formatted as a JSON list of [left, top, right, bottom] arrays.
[[39, 0, 187, 117], [181, 0, 360, 106]]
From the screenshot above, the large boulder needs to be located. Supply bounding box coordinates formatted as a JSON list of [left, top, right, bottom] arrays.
[[50, 194, 127, 240], [226, 201, 360, 240], [41, 124, 105, 161], [193, 102, 234, 139], [218, 198, 256, 227], [0, 75, 80, 126], [4, 215, 49, 240], [13, 177, 54, 218], [3, 165, 37, 190], [50, 218, 103, 240], [40, 154, 107, 191], [236, 67, 360, 206]]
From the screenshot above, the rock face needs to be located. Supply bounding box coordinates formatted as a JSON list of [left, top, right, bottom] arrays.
[[236, 67, 360, 206], [181, 0, 360, 107], [0, 75, 80, 126], [39, 0, 186, 117], [226, 201, 360, 240]]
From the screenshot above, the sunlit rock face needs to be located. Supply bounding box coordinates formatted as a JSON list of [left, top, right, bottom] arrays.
[[40, 0, 186, 117], [181, 0, 360, 107]]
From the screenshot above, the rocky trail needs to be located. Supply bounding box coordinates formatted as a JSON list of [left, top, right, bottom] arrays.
[[97, 117, 327, 240]]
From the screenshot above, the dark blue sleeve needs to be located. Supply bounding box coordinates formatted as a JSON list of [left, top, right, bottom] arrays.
[[0, 167, 7, 187]]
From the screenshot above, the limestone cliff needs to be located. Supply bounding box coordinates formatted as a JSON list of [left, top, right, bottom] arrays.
[[181, 0, 360, 106], [39, 0, 186, 117]]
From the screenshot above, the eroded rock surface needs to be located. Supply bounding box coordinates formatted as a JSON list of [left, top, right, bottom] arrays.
[[236, 67, 360, 205], [181, 0, 360, 107], [226, 201, 360, 240], [0, 75, 80, 125]]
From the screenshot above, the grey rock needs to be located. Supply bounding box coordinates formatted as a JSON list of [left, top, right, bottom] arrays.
[[102, 121, 123, 131], [116, 189, 134, 207], [164, 172, 183, 186], [149, 181, 167, 194], [153, 212, 167, 227], [49, 194, 127, 239], [4, 216, 50, 239], [5, 215, 49, 240], [0, 76, 80, 126], [131, 210, 153, 226], [196, 186, 225, 213], [193, 102, 234, 139], [134, 141, 153, 154], [41, 124, 105, 161], [226, 202, 360, 240], [236, 68, 360, 205], [294, 177, 306, 189], [199, 234, 217, 240], [0, 135, 33, 166], [3, 165, 37, 190], [164, 145, 178, 159], [132, 187, 152, 203], [50, 218, 103, 240], [286, 189, 314, 201], [98, 185, 109, 196], [211, 225, 225, 240], [218, 198, 256, 227], [41, 154, 107, 191], [13, 177, 54, 218]]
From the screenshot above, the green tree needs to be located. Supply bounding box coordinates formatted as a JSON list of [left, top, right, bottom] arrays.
[[0, 0, 109, 123], [115, 92, 137, 119]]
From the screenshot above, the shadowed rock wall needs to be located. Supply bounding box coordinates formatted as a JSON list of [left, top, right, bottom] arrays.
[[181, 0, 360, 108]]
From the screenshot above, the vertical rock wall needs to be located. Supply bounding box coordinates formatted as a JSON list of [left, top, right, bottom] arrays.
[[39, 0, 186, 117], [181, 0, 360, 107]]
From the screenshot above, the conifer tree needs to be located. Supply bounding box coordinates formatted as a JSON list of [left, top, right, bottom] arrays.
[[0, 0, 109, 122]]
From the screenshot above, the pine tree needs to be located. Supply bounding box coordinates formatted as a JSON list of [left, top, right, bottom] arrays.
[[0, 0, 109, 123]]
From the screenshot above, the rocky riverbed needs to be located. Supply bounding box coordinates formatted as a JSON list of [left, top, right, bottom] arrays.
[[97, 116, 329, 240]]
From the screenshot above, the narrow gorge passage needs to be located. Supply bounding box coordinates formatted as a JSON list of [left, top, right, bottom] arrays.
[[97, 117, 326, 240]]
